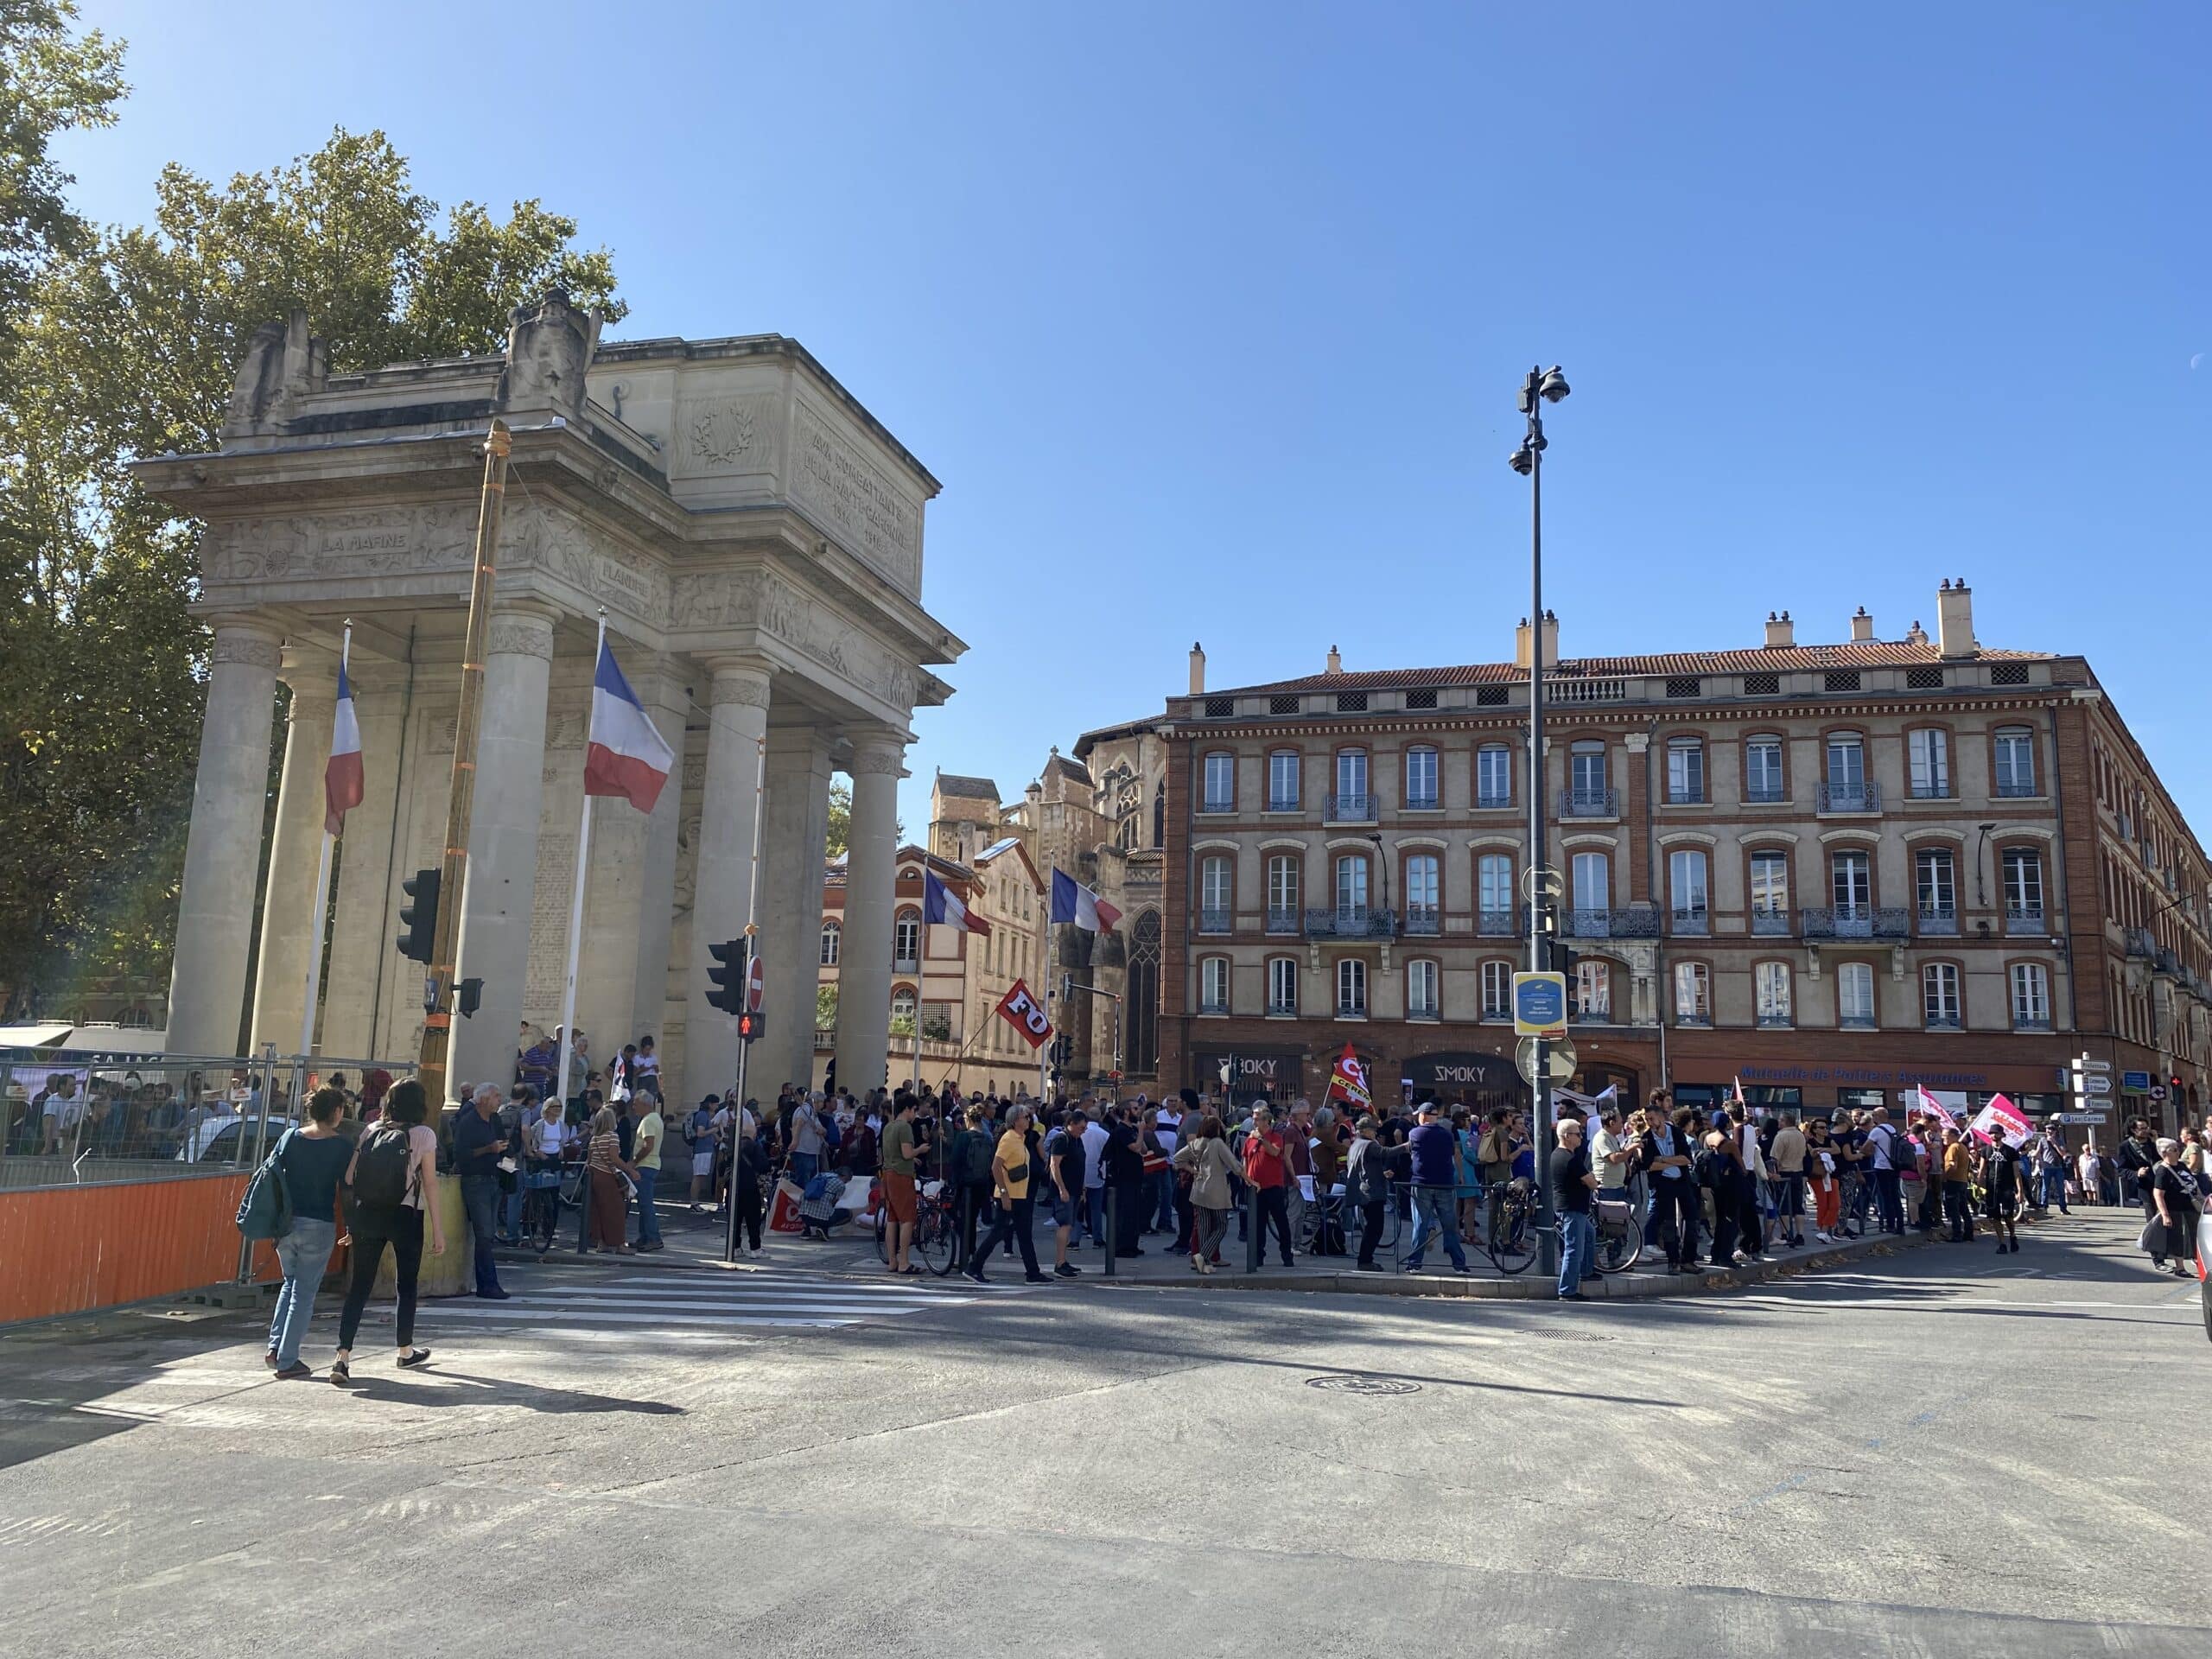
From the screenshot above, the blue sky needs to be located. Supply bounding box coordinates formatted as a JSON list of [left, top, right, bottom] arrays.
[[57, 2, 2211, 838]]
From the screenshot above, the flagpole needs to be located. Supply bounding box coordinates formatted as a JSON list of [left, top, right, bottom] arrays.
[[554, 609, 607, 1114], [297, 620, 351, 1062]]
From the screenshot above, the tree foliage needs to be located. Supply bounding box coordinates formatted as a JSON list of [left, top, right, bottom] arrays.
[[0, 0, 122, 321], [0, 95, 626, 1013]]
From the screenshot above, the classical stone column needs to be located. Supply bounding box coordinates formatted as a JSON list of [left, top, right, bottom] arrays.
[[449, 603, 557, 1092], [317, 664, 408, 1059], [578, 657, 686, 1062], [836, 732, 906, 1097], [683, 658, 772, 1103], [759, 726, 836, 1094], [166, 617, 284, 1058], [249, 648, 337, 1054]]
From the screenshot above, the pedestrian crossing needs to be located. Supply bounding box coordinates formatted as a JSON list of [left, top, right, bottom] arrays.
[[417, 1268, 1034, 1345]]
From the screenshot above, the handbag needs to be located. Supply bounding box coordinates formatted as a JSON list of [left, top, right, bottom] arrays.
[[2136, 1216, 2165, 1255]]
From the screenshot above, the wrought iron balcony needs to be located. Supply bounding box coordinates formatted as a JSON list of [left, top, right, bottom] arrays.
[[1477, 906, 1520, 938], [1560, 787, 1618, 818], [1403, 794, 1440, 811], [1306, 906, 1396, 939], [1671, 907, 1710, 937], [1917, 907, 1959, 937], [1476, 788, 1513, 809], [1335, 997, 1369, 1019], [1198, 907, 1232, 935], [1198, 797, 1236, 815], [1802, 906, 1910, 939], [1924, 1014, 1962, 1031], [1563, 906, 1661, 939], [1907, 780, 1951, 800], [2123, 926, 2157, 959], [1324, 792, 1376, 823], [1751, 908, 1792, 937], [1402, 905, 1441, 936], [1839, 1014, 1878, 1031], [1744, 783, 1787, 804], [1756, 1014, 1794, 1029], [2004, 907, 2046, 937], [1198, 995, 1230, 1016], [1266, 795, 1301, 813], [1668, 785, 1707, 805], [1994, 777, 2039, 798], [1818, 780, 1881, 814], [1264, 906, 1301, 936]]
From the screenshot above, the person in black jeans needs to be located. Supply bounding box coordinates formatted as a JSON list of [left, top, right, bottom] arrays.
[[449, 1084, 510, 1300], [1638, 1105, 1701, 1271], [967, 1105, 1048, 1285], [332, 1079, 445, 1385], [1344, 1116, 1391, 1272], [1105, 1104, 1148, 1255]]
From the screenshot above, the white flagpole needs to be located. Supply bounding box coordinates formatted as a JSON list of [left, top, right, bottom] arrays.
[[297, 620, 350, 1062], [555, 609, 607, 1109]]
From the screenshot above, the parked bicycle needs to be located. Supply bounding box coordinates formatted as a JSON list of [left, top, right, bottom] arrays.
[[874, 1175, 959, 1275], [1485, 1179, 1540, 1274]]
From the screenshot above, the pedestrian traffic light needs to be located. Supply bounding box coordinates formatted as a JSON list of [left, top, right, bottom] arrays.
[[1548, 938, 1577, 982], [706, 938, 746, 1014], [736, 1008, 763, 1044], [397, 868, 441, 963], [455, 977, 483, 1019]]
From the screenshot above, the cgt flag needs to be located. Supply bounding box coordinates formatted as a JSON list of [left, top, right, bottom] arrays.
[[1050, 869, 1122, 933], [995, 978, 1053, 1051], [924, 870, 991, 936], [1325, 1041, 1370, 1109]]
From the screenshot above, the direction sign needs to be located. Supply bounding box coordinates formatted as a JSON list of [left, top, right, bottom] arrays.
[[2051, 1110, 2109, 1125], [1522, 867, 1563, 903], [2078, 1074, 2112, 1096], [1513, 971, 1567, 1039], [2072, 1056, 2112, 1073], [1516, 1035, 1577, 1084]]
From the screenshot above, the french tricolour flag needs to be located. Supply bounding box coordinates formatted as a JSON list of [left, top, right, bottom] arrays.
[[323, 658, 364, 836], [584, 634, 677, 813], [924, 870, 990, 936], [1050, 868, 1122, 932]]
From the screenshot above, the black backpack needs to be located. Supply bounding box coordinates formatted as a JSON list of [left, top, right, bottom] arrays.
[[352, 1122, 416, 1208]]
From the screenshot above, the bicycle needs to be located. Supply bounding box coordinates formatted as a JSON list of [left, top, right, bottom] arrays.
[[874, 1175, 960, 1275], [1485, 1179, 1540, 1274], [1593, 1192, 1643, 1273]]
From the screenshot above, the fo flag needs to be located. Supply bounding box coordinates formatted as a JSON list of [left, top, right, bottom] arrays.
[[1325, 1042, 1370, 1109], [585, 635, 677, 813], [324, 658, 364, 836], [1050, 869, 1122, 932], [995, 978, 1052, 1051]]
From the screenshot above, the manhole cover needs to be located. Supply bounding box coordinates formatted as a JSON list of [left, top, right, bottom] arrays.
[[1523, 1328, 1613, 1343], [1305, 1375, 1421, 1395]]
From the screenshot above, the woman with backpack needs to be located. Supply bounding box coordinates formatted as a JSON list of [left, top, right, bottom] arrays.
[[264, 1086, 355, 1380], [330, 1078, 444, 1385]]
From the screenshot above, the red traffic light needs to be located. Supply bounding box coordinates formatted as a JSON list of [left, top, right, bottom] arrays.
[[737, 1010, 762, 1044]]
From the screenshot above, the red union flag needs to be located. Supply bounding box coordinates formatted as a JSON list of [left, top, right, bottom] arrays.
[[995, 978, 1054, 1051], [1325, 1041, 1370, 1109]]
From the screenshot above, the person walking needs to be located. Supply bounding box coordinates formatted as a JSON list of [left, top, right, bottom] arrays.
[[2075, 1141, 2104, 1208], [582, 1105, 631, 1255], [967, 1104, 1048, 1284], [1980, 1133, 2023, 1253], [1804, 1116, 1841, 1243], [1042, 1109, 1085, 1279], [629, 1090, 664, 1252], [1768, 1110, 1808, 1247], [2145, 1137, 2201, 1277], [1242, 1103, 1295, 1268], [2116, 1118, 2158, 1213], [1401, 1103, 1470, 1274], [450, 1084, 510, 1300], [330, 1079, 443, 1385], [1080, 1105, 1109, 1249], [950, 1104, 996, 1268], [1551, 1116, 1599, 1300], [1173, 1116, 1238, 1274], [264, 1087, 353, 1380], [1150, 1098, 1183, 1233]]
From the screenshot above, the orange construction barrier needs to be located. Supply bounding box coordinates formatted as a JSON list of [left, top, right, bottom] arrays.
[[0, 1173, 256, 1324]]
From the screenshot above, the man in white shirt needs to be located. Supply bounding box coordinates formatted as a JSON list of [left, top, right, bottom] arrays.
[[1864, 1107, 1909, 1236], [1080, 1103, 1109, 1248]]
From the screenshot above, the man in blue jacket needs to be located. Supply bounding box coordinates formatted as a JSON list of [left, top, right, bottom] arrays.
[[1401, 1102, 1469, 1274]]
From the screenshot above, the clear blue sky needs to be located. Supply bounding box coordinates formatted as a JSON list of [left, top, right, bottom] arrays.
[[57, 2, 2212, 840]]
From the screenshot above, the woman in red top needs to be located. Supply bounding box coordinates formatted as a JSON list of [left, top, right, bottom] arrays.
[[1243, 1105, 1295, 1268]]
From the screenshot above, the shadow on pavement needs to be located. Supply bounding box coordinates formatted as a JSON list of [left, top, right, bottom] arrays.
[[340, 1370, 685, 1415]]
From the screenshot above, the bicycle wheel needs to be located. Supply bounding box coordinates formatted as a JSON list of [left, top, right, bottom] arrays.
[[874, 1205, 890, 1264], [1598, 1214, 1641, 1273], [918, 1203, 959, 1276], [1488, 1204, 1539, 1274]]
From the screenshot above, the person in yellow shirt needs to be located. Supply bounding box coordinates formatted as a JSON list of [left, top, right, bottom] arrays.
[[965, 1103, 1047, 1285], [1940, 1128, 1975, 1243]]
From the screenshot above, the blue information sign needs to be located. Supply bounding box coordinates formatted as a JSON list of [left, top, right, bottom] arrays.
[[1513, 971, 1567, 1038]]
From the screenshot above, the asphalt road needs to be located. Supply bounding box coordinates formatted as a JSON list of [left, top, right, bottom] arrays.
[[0, 1208, 2201, 1657]]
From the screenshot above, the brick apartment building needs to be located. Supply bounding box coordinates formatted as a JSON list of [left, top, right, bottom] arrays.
[[1156, 582, 2212, 1133]]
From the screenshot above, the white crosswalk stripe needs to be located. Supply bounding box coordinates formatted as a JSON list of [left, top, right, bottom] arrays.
[[421, 1268, 1033, 1344]]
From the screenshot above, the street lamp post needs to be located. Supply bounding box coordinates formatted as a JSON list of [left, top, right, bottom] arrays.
[[1511, 365, 1570, 1276]]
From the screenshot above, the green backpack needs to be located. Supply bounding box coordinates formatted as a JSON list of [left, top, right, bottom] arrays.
[[235, 1128, 296, 1241]]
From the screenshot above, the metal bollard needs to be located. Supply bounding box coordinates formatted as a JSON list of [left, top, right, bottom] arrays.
[[1245, 1182, 1261, 1274], [1103, 1186, 1116, 1277]]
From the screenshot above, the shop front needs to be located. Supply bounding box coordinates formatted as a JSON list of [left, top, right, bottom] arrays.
[[1189, 1044, 1310, 1105], [1669, 1053, 2070, 1118], [1401, 1050, 1524, 1115]]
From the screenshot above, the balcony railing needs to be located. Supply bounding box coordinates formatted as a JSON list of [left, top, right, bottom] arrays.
[[2005, 907, 2046, 937], [1751, 909, 1791, 937], [1745, 783, 1787, 804], [1198, 996, 1230, 1016], [1402, 905, 1441, 936], [1667, 786, 1707, 806], [1671, 907, 1710, 937], [1198, 798, 1235, 815], [1325, 792, 1376, 823], [1917, 907, 1959, 937], [1198, 907, 1231, 934], [1924, 1014, 1962, 1031], [893, 956, 919, 976], [1477, 789, 1512, 809], [2014, 1016, 2052, 1032], [1265, 906, 1301, 935], [1336, 999, 1368, 1019], [1570, 1001, 1611, 1023], [1477, 906, 1519, 938], [1403, 791, 1440, 811], [1756, 1014, 1794, 1029], [1560, 787, 1618, 818], [1266, 796, 1300, 813], [2123, 926, 2157, 959], [1802, 906, 1910, 939], [1839, 1014, 1878, 1030], [1907, 780, 1951, 800], [1266, 1000, 1298, 1018], [1994, 777, 2039, 798], [1306, 906, 1396, 939], [1818, 780, 1881, 813], [1563, 906, 1661, 939]]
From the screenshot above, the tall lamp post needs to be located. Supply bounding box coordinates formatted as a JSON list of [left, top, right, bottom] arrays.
[[1510, 365, 1570, 1274]]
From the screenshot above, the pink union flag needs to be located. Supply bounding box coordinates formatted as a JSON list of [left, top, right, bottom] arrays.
[[584, 634, 677, 813], [323, 658, 364, 836]]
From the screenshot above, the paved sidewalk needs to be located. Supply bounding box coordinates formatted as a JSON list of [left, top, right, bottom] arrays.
[[493, 1195, 2030, 1300]]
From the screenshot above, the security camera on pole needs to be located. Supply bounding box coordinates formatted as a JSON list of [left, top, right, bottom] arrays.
[[1510, 365, 1571, 1275]]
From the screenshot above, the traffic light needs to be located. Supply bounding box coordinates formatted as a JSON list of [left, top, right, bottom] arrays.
[[455, 977, 483, 1019], [1548, 937, 1577, 982], [706, 938, 746, 1014], [736, 1008, 763, 1044], [397, 868, 441, 963]]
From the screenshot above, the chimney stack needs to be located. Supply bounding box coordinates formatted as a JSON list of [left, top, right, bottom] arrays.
[[1325, 645, 1343, 676], [1849, 606, 1875, 643], [1936, 578, 1976, 658], [1764, 609, 1796, 649], [1541, 609, 1559, 667], [1904, 619, 1929, 645], [1188, 642, 1205, 696]]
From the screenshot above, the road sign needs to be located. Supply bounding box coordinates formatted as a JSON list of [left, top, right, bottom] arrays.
[[2051, 1110, 2109, 1124], [2078, 1074, 2113, 1096], [745, 953, 765, 1014], [1513, 971, 1567, 1038], [2073, 1056, 2112, 1073], [2121, 1070, 2152, 1092], [1522, 866, 1562, 903], [1516, 1035, 1577, 1084], [2149, 1083, 2168, 1103]]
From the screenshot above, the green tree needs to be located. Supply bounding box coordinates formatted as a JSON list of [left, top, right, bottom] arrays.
[[824, 778, 852, 859], [0, 0, 123, 321], [0, 118, 625, 1014], [817, 982, 838, 1033]]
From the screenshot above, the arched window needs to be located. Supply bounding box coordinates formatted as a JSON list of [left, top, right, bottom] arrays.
[[891, 987, 918, 1028], [819, 918, 842, 966], [1127, 911, 1161, 1075]]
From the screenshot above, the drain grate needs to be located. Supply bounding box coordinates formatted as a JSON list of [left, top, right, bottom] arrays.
[[1522, 1328, 1614, 1343], [1306, 1375, 1421, 1395]]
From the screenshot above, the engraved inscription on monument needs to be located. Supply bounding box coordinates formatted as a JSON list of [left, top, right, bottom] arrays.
[[790, 400, 921, 594]]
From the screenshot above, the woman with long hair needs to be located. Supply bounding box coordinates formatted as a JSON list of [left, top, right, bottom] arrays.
[[331, 1078, 444, 1386], [583, 1104, 631, 1254]]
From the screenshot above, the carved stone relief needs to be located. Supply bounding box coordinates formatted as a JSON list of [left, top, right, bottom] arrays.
[[200, 505, 476, 585], [671, 392, 782, 480], [506, 505, 670, 626], [789, 398, 921, 594]]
